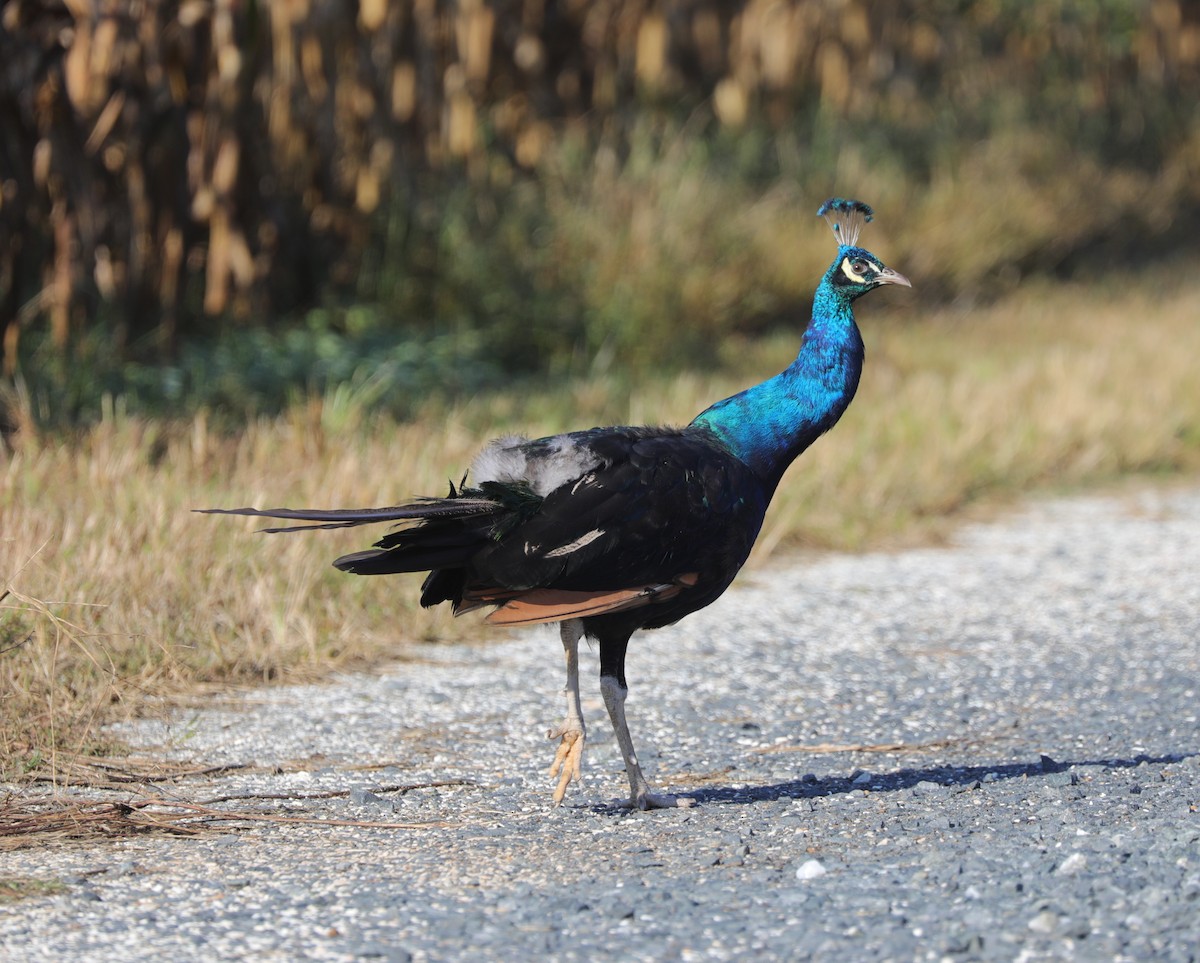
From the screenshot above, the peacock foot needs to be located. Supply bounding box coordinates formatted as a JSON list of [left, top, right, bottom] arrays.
[[546, 723, 585, 806], [623, 790, 696, 811]]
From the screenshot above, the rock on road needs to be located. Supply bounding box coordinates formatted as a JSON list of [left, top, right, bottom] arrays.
[[3, 486, 1199, 961]]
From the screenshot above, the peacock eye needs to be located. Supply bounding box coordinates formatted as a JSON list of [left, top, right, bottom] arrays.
[[851, 258, 869, 275]]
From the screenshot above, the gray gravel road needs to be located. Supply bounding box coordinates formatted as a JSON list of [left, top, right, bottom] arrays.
[[3, 486, 1199, 962]]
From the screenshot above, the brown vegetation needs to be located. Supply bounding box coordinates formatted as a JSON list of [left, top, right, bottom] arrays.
[[3, 0, 1199, 376]]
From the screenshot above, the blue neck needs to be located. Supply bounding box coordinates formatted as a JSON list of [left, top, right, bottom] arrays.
[[691, 259, 865, 489]]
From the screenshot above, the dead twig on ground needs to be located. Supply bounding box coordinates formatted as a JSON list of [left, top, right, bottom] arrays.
[[0, 781, 465, 850]]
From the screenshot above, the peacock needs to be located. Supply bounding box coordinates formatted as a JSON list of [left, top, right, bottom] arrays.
[[200, 199, 909, 810]]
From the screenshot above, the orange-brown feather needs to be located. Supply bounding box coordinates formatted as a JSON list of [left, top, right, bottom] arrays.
[[479, 574, 699, 626]]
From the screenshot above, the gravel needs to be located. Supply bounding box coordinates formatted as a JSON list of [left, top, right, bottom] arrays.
[[3, 486, 1199, 961]]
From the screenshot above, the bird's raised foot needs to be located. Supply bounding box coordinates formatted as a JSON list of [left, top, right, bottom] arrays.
[[546, 724, 585, 806], [622, 791, 696, 811]]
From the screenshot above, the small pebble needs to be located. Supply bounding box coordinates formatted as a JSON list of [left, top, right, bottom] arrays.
[[1056, 853, 1088, 876], [795, 859, 828, 881], [1040, 754, 1063, 773], [1028, 910, 1059, 934], [348, 787, 395, 810]]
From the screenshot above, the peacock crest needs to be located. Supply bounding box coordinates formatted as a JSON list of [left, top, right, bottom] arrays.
[[818, 198, 874, 249]]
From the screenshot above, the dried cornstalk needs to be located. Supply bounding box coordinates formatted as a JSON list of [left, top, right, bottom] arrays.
[[0, 1, 1192, 372]]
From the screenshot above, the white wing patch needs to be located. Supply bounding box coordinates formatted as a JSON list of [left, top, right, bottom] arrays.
[[544, 528, 605, 558], [470, 435, 530, 486], [471, 434, 603, 497]]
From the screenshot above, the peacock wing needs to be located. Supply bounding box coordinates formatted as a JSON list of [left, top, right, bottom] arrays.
[[465, 427, 769, 603]]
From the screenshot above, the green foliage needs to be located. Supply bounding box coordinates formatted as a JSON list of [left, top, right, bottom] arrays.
[[11, 309, 504, 428]]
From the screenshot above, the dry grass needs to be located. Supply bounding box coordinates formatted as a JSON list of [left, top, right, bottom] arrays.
[[1, 784, 462, 851], [0, 875, 66, 902], [3, 271, 1199, 779]]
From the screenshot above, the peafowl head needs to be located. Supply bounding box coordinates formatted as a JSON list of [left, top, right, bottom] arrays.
[[817, 198, 910, 300]]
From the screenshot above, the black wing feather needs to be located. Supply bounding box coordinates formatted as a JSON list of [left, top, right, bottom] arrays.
[[467, 428, 768, 593], [194, 500, 496, 533], [200, 425, 771, 624]]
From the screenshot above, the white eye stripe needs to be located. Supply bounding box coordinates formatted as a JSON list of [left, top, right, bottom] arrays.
[[840, 257, 868, 283]]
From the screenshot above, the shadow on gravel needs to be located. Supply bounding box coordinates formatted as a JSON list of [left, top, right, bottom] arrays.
[[586, 751, 1196, 812], [681, 751, 1196, 807]]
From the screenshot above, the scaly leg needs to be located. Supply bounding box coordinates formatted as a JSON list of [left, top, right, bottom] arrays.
[[547, 619, 586, 805], [600, 674, 695, 810]]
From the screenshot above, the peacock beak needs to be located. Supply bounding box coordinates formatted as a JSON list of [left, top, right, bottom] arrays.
[[875, 267, 912, 288]]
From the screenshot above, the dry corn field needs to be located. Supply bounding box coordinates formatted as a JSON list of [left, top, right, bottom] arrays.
[[3, 272, 1200, 775], [4, 0, 1197, 371]]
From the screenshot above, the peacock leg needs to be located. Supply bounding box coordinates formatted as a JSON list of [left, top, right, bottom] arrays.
[[599, 674, 695, 810], [547, 618, 586, 805]]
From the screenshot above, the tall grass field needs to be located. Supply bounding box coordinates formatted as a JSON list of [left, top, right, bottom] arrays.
[[3, 269, 1199, 777]]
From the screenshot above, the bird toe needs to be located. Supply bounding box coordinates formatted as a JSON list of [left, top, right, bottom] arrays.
[[548, 726, 585, 805], [624, 791, 696, 811]]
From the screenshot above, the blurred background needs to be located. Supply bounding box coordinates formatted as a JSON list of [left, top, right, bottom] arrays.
[[2, 0, 1198, 425], [3, 1, 1200, 765]]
